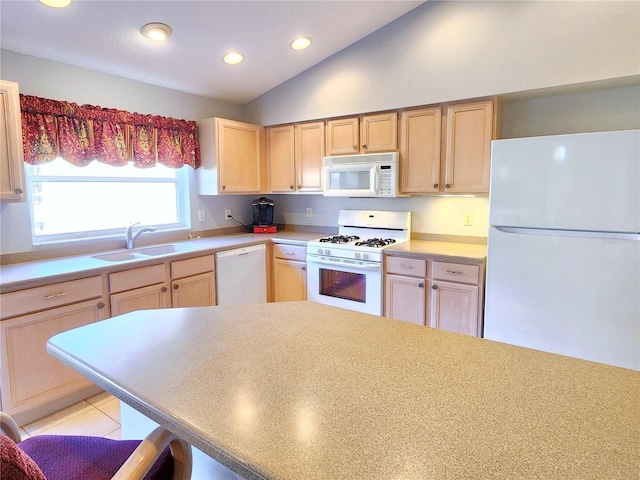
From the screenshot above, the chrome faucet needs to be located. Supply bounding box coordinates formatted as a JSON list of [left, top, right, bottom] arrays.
[[125, 221, 157, 249]]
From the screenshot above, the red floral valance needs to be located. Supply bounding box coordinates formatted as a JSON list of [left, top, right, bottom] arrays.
[[20, 94, 201, 169]]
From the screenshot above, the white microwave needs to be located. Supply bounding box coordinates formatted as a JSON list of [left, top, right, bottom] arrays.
[[323, 152, 400, 197]]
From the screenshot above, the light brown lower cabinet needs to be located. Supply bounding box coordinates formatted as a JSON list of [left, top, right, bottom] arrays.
[[0, 276, 107, 422], [384, 257, 427, 326], [0, 253, 218, 425], [110, 255, 217, 314], [171, 255, 216, 307], [109, 264, 170, 316], [385, 256, 484, 337], [272, 243, 307, 302], [430, 280, 479, 335]]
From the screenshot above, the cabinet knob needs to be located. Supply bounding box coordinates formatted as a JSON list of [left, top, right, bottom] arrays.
[[432, 285, 438, 290], [297, 185, 301, 189], [173, 284, 179, 290], [362, 144, 367, 150], [97, 302, 105, 309], [290, 185, 294, 190], [161, 286, 168, 292], [222, 185, 226, 190], [445, 183, 451, 189], [302, 266, 306, 271], [353, 145, 358, 151], [418, 283, 424, 288], [433, 183, 438, 189], [14, 188, 23, 194]]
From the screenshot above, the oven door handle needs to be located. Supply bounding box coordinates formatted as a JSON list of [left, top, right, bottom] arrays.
[[307, 256, 382, 271]]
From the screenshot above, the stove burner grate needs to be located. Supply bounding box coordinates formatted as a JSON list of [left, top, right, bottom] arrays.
[[319, 235, 360, 244], [354, 238, 397, 248]]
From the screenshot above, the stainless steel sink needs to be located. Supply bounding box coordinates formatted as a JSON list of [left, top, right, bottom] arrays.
[[92, 244, 196, 262]]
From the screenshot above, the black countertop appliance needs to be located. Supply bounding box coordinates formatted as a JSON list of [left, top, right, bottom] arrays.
[[252, 197, 276, 233]]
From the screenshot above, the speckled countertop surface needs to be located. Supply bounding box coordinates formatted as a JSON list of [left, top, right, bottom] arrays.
[[48, 302, 639, 480], [385, 240, 487, 265], [0, 234, 485, 293], [0, 232, 322, 293]]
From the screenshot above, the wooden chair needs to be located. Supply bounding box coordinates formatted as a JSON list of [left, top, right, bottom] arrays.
[[0, 411, 191, 480]]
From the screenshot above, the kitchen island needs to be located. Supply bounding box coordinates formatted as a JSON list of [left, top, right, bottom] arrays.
[[47, 302, 638, 480]]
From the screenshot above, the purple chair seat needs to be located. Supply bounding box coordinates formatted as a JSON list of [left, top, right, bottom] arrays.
[[19, 435, 174, 480]]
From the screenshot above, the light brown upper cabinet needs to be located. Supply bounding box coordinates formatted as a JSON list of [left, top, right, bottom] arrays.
[[197, 117, 265, 195], [399, 98, 497, 195], [326, 112, 397, 155], [268, 121, 325, 193], [296, 121, 325, 192], [443, 98, 496, 194], [0, 80, 25, 202], [399, 107, 442, 194]]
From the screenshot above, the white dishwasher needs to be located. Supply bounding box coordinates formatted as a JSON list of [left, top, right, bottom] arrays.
[[215, 243, 267, 305]]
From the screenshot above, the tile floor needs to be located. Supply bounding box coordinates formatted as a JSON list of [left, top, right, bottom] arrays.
[[19, 392, 121, 441]]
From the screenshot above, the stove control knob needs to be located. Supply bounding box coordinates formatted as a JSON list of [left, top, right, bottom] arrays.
[[324, 249, 331, 255], [362, 253, 369, 260], [317, 248, 323, 254], [354, 252, 361, 259]]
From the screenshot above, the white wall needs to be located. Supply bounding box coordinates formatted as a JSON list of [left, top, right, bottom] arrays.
[[270, 194, 489, 238], [0, 50, 244, 121], [244, 0, 639, 126]]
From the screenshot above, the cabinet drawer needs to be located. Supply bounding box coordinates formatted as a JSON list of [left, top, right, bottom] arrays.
[[273, 244, 307, 262], [0, 276, 103, 319], [171, 255, 214, 279], [385, 256, 427, 277], [110, 264, 166, 294], [432, 262, 479, 284]]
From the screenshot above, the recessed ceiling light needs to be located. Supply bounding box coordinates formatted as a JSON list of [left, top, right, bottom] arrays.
[[290, 37, 312, 50], [223, 52, 244, 65], [141, 23, 173, 42], [39, 0, 72, 7]]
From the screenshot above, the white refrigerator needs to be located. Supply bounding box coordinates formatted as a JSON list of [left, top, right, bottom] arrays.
[[484, 130, 640, 371]]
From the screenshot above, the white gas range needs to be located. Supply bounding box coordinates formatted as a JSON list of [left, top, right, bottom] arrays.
[[306, 210, 412, 315]]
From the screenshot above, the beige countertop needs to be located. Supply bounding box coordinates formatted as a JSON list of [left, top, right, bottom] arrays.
[[47, 302, 639, 480], [385, 240, 487, 265], [0, 233, 486, 293], [0, 231, 322, 293]]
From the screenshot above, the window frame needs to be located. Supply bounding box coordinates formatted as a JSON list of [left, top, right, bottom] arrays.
[[24, 160, 191, 246]]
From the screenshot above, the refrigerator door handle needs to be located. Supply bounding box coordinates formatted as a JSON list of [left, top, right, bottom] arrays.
[[494, 226, 640, 240]]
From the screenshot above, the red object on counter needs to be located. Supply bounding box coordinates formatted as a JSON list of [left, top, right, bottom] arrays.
[[253, 225, 277, 233]]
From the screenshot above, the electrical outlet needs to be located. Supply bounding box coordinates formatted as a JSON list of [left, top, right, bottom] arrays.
[[464, 214, 473, 226], [306, 207, 312, 218], [197, 210, 205, 222], [225, 209, 232, 219]]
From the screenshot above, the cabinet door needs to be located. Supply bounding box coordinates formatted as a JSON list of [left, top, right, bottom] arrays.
[[429, 281, 479, 336], [217, 118, 263, 194], [399, 107, 442, 193], [110, 283, 170, 316], [296, 121, 325, 192], [326, 117, 359, 155], [0, 80, 25, 202], [269, 125, 296, 192], [172, 272, 216, 308], [384, 274, 426, 326], [361, 112, 397, 153], [0, 299, 106, 416], [444, 99, 495, 194], [273, 259, 307, 302]]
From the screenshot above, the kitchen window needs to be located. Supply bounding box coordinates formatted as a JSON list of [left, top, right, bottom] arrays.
[[19, 93, 200, 245], [25, 158, 189, 243]]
